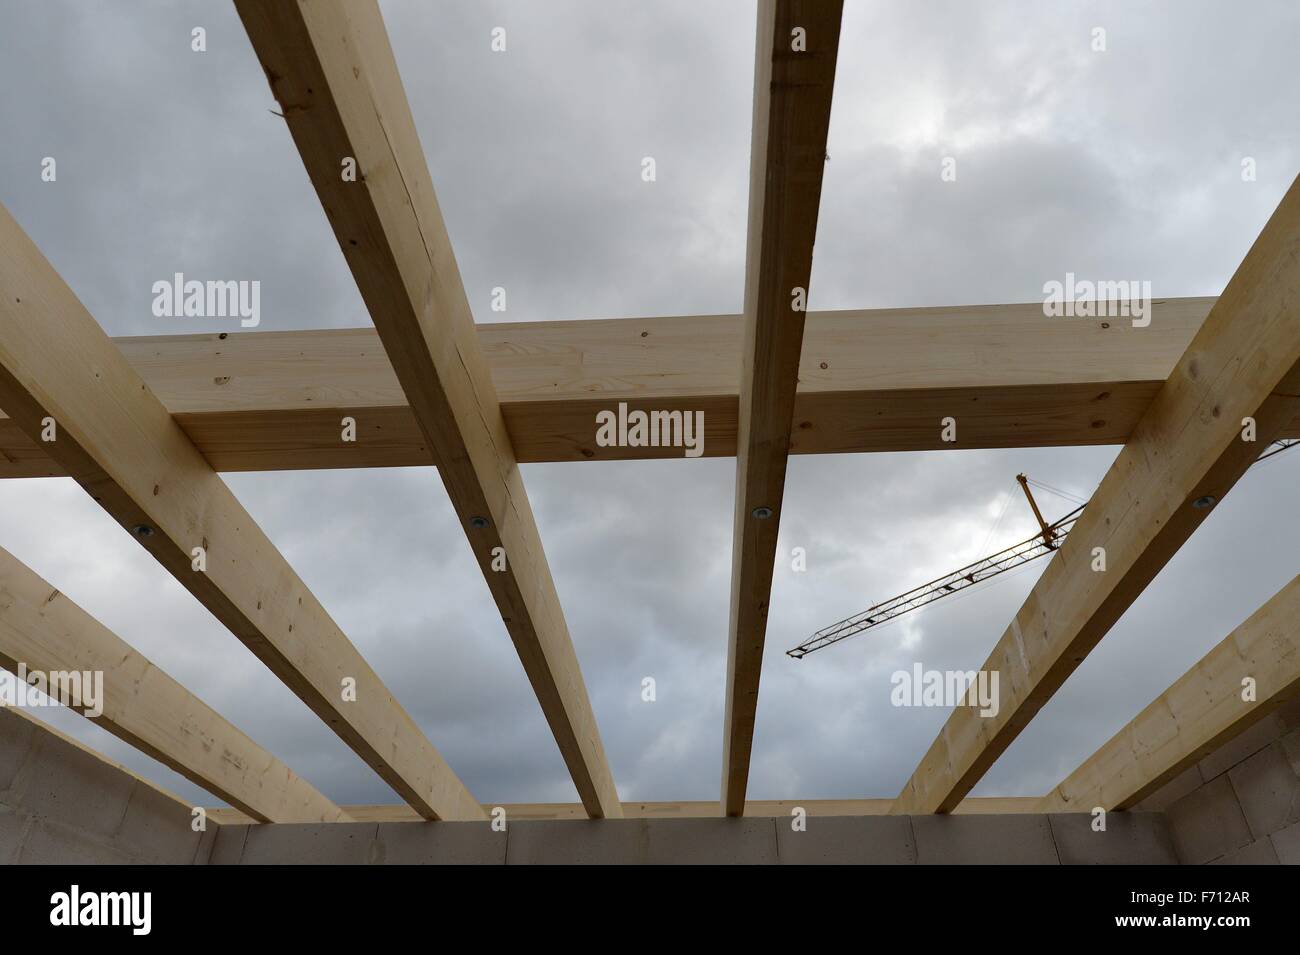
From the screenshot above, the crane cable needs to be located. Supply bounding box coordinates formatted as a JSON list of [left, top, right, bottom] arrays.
[[1024, 477, 1087, 506]]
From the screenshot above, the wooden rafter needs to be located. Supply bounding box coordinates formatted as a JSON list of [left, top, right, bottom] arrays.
[[1041, 575, 1300, 812], [0, 545, 347, 823], [235, 0, 620, 817], [893, 174, 1300, 814], [722, 0, 843, 815], [0, 299, 1259, 478], [0, 201, 483, 821]]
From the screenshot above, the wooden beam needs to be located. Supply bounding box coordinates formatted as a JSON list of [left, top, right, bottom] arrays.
[[0, 200, 483, 821], [10, 298, 1297, 477], [1041, 575, 1300, 812], [206, 795, 1043, 825], [235, 0, 620, 817], [0, 545, 347, 823], [722, 0, 843, 815], [893, 175, 1300, 813]]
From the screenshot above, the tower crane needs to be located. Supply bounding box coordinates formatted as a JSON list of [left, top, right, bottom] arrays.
[[786, 439, 1298, 660]]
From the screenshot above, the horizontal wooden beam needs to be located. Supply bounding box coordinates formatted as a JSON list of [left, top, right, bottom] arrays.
[[9, 300, 1292, 478], [0, 200, 484, 821], [206, 796, 1044, 825], [1041, 575, 1300, 812], [893, 174, 1300, 814], [0, 545, 347, 823]]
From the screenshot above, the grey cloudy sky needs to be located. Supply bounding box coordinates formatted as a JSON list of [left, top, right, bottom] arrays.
[[0, 0, 1297, 810]]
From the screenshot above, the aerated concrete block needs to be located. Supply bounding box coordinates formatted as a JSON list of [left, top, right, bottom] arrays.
[[1047, 812, 1178, 864], [504, 819, 646, 864], [0, 807, 30, 863], [374, 821, 506, 864], [1135, 764, 1205, 812], [0, 711, 37, 792], [192, 822, 219, 864], [15, 734, 133, 837], [1210, 838, 1279, 865], [1197, 714, 1287, 781], [1228, 741, 1300, 840], [209, 824, 250, 865], [16, 818, 134, 864], [1165, 774, 1253, 864], [642, 817, 776, 864], [911, 814, 1058, 864], [506, 818, 778, 864], [1267, 820, 1300, 864], [238, 822, 380, 864], [112, 781, 205, 864], [775, 815, 915, 864]]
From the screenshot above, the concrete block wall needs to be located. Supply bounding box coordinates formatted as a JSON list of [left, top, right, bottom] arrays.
[[15, 697, 1300, 864], [207, 812, 1178, 864], [1138, 698, 1300, 864], [0, 708, 213, 864], [0, 703, 1182, 864]]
